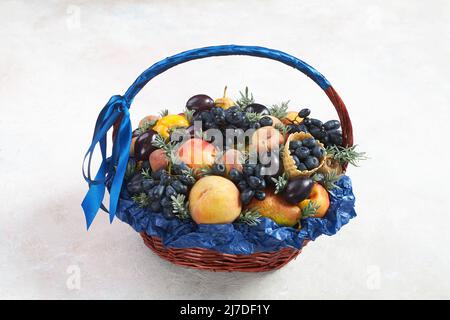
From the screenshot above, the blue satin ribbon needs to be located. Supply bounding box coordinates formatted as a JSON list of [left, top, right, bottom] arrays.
[[81, 95, 132, 229]]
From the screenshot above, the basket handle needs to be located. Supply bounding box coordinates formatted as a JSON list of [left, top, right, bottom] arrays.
[[82, 45, 353, 229], [121, 45, 353, 147]]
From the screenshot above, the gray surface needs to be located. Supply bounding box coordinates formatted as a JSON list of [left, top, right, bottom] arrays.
[[1, 0, 449, 299]]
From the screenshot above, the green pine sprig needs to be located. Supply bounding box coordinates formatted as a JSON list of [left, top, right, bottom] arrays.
[[125, 159, 137, 181], [159, 109, 169, 118], [274, 123, 289, 136], [183, 108, 195, 124], [236, 86, 255, 111], [301, 201, 320, 218], [245, 112, 263, 122], [312, 172, 342, 191], [181, 168, 197, 184], [269, 101, 290, 119], [171, 194, 190, 220], [271, 173, 289, 194], [132, 193, 150, 208], [237, 208, 262, 226], [137, 118, 158, 135], [326, 145, 367, 166], [141, 168, 152, 180], [151, 134, 177, 165]]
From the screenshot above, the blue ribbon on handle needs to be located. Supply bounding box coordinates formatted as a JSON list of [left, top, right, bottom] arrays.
[[81, 95, 132, 229]]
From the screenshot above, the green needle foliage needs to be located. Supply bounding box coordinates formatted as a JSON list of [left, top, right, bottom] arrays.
[[131, 193, 150, 208], [171, 194, 190, 220], [269, 101, 289, 119], [236, 86, 255, 110], [326, 145, 367, 166], [237, 208, 262, 226]]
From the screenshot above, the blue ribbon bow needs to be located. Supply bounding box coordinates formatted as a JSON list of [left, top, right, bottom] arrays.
[[81, 95, 132, 229]]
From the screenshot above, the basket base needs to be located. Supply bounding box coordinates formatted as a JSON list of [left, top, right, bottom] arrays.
[[140, 232, 307, 272]]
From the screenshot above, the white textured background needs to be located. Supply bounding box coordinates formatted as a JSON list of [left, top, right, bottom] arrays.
[[1, 0, 450, 299]]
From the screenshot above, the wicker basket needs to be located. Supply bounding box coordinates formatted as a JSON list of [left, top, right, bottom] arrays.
[[92, 45, 354, 272]]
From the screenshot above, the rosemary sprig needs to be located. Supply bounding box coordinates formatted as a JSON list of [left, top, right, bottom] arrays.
[[183, 108, 195, 124], [301, 201, 320, 218], [125, 159, 137, 181], [141, 168, 152, 180], [132, 193, 150, 208], [312, 172, 342, 191], [269, 101, 289, 119], [151, 134, 177, 165], [245, 112, 263, 122], [271, 173, 289, 194], [159, 109, 169, 118], [237, 208, 262, 226], [274, 123, 289, 136], [137, 118, 158, 135], [171, 194, 190, 220], [326, 145, 367, 166], [181, 168, 197, 184], [236, 86, 255, 110]]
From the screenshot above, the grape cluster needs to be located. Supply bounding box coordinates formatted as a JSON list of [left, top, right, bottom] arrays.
[[287, 108, 343, 147], [289, 138, 325, 171], [229, 165, 267, 205], [194, 106, 273, 132], [126, 163, 195, 219]]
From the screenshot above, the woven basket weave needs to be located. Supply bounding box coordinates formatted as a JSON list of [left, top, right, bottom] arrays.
[[111, 45, 354, 272]]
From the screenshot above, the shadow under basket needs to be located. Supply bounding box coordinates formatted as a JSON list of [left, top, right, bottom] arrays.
[[141, 233, 309, 272], [103, 45, 356, 272]]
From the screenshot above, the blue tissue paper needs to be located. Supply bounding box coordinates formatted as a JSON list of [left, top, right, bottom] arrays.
[[113, 175, 356, 255]]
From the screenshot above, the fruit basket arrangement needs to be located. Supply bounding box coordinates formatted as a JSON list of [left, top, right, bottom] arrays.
[[82, 45, 365, 272]]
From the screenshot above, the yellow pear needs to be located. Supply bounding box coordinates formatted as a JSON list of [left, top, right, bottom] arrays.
[[214, 86, 235, 109]]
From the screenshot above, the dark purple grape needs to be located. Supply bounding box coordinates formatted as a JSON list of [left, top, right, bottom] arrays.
[[298, 108, 311, 118], [134, 129, 158, 161], [127, 173, 144, 194], [160, 196, 172, 208], [163, 207, 175, 219], [152, 185, 165, 199], [283, 178, 314, 204], [237, 180, 248, 192], [304, 156, 320, 170], [240, 189, 255, 205], [247, 176, 262, 189], [328, 129, 343, 146], [142, 178, 156, 192], [309, 118, 323, 127], [186, 94, 214, 112], [245, 103, 269, 115], [242, 165, 255, 177], [324, 120, 341, 131], [259, 116, 273, 127], [165, 185, 177, 198], [179, 175, 195, 186], [254, 190, 266, 201], [171, 180, 188, 194], [229, 168, 243, 182], [212, 163, 226, 176]]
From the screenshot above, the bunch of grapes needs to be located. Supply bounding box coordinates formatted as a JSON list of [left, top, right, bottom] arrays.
[[126, 163, 195, 219], [287, 108, 343, 147]]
